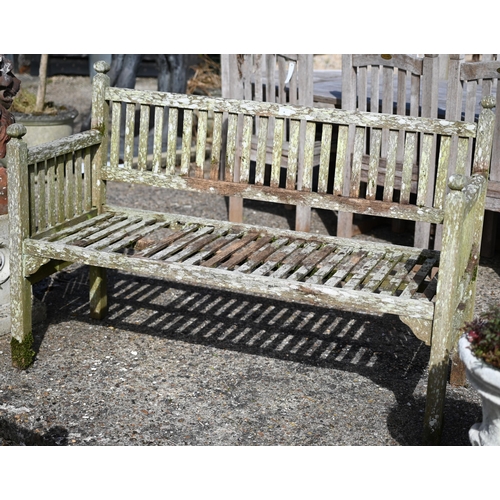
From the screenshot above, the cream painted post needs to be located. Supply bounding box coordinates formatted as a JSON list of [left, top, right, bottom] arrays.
[[89, 60, 110, 319], [6, 124, 34, 368]]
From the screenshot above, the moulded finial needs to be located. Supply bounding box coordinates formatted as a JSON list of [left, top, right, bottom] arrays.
[[481, 95, 496, 109], [6, 123, 27, 139], [94, 60, 111, 74], [448, 173, 467, 191]]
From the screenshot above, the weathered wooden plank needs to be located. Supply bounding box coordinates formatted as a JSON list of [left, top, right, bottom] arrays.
[[124, 102, 136, 169], [334, 125, 349, 196], [324, 250, 367, 287], [102, 167, 446, 224], [301, 122, 316, 191], [236, 237, 290, 274], [182, 229, 244, 266], [225, 113, 238, 182], [152, 106, 164, 174], [342, 251, 385, 290], [201, 231, 260, 268], [271, 118, 284, 188], [286, 243, 336, 282], [416, 133, 434, 207], [382, 130, 398, 202], [270, 241, 322, 279], [366, 128, 382, 200], [361, 251, 405, 292], [195, 109, 208, 178], [166, 107, 178, 174], [350, 127, 365, 197], [138, 104, 150, 171], [317, 124, 332, 194], [105, 87, 478, 137], [166, 227, 229, 263], [180, 109, 193, 176], [218, 234, 274, 270], [286, 119, 300, 190], [27, 129, 102, 164], [240, 114, 253, 183], [400, 132, 416, 204], [251, 239, 306, 277], [255, 116, 269, 185]]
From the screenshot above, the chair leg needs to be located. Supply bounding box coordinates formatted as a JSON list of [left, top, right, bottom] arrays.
[[89, 266, 108, 320], [10, 273, 34, 369], [337, 212, 353, 238], [295, 205, 311, 232], [228, 197, 243, 223]]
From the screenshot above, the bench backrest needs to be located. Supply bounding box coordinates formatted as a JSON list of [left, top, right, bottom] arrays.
[[96, 75, 491, 226], [16, 63, 495, 240]]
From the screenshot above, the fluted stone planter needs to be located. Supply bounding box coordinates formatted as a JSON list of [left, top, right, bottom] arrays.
[[459, 335, 500, 446], [12, 106, 78, 148]]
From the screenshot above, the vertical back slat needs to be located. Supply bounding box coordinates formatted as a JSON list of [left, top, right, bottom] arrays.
[[366, 128, 382, 200], [434, 135, 451, 209], [286, 119, 300, 190], [56, 156, 65, 223], [270, 117, 284, 188], [84, 147, 92, 211], [180, 109, 193, 175], [255, 115, 269, 185], [110, 101, 121, 167], [317, 123, 332, 193], [211, 111, 223, 180], [123, 103, 135, 168], [46, 157, 56, 227], [138, 104, 150, 171], [75, 151, 83, 215], [152, 106, 164, 174], [240, 114, 253, 183], [400, 132, 416, 203], [350, 127, 365, 197], [383, 130, 398, 202], [38, 161, 47, 231], [225, 113, 237, 181], [166, 107, 178, 174], [195, 109, 208, 178], [416, 133, 434, 206], [334, 125, 349, 196], [301, 122, 316, 191], [65, 154, 75, 220]]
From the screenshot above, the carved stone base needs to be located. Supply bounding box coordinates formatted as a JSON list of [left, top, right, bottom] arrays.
[[459, 336, 500, 446]]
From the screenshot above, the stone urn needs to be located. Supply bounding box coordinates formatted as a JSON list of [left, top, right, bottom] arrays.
[[12, 106, 78, 148], [458, 335, 500, 446]]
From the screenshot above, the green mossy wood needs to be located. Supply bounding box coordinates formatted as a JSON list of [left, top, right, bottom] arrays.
[[6, 62, 496, 445]]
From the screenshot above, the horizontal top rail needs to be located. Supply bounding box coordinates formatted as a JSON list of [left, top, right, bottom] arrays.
[[105, 87, 478, 137]]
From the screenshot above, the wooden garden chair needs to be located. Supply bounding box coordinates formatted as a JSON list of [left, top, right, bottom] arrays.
[[338, 54, 440, 248], [220, 54, 319, 232]]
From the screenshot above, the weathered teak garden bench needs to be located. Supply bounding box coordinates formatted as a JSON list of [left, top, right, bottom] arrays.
[[6, 61, 495, 445]]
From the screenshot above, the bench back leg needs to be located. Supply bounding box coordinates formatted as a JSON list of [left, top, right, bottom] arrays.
[[89, 266, 108, 320]]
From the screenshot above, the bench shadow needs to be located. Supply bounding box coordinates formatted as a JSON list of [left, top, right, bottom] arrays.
[[0, 418, 68, 446], [33, 265, 480, 446]]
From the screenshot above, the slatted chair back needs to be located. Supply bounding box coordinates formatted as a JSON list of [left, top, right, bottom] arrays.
[[444, 54, 500, 256], [220, 54, 315, 231], [82, 87, 486, 240], [339, 54, 440, 248]]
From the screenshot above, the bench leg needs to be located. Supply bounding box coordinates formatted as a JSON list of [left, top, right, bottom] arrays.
[[337, 212, 353, 238], [10, 273, 35, 369], [89, 266, 108, 320], [422, 323, 452, 445]]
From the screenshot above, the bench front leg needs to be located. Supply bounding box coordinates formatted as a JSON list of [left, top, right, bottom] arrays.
[[89, 266, 108, 319]]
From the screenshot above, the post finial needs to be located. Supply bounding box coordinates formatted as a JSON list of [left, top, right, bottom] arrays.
[[94, 60, 111, 74], [6, 123, 26, 139], [481, 95, 496, 110], [448, 174, 467, 191]]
